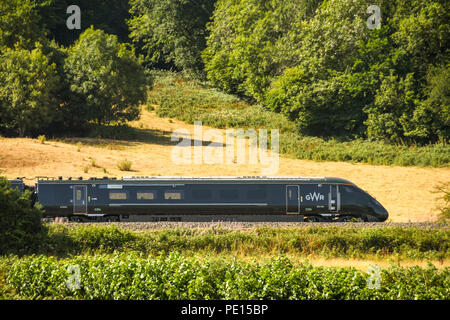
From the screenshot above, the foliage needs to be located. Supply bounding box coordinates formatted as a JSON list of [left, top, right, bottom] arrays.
[[37, 135, 46, 144], [0, 0, 46, 50], [0, 177, 45, 255], [64, 27, 147, 126], [265, 68, 370, 137], [433, 182, 450, 222], [0, 46, 60, 136], [148, 72, 450, 167], [36, 0, 132, 46], [203, 0, 323, 101], [117, 159, 133, 171], [6, 253, 449, 299], [415, 64, 450, 142], [204, 0, 449, 143], [128, 0, 215, 75], [40, 224, 450, 261], [148, 71, 294, 131]]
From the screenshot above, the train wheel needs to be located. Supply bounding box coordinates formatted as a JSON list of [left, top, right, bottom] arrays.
[[305, 216, 325, 222], [337, 216, 365, 222]]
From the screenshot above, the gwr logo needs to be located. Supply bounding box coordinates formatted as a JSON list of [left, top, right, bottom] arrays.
[[305, 192, 324, 201]]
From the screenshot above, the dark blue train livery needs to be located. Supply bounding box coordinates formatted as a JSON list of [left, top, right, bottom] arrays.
[[28, 176, 388, 222], [8, 179, 25, 193]]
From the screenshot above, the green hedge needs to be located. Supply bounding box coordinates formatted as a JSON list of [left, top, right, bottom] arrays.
[[0, 177, 45, 255], [6, 253, 449, 300], [41, 225, 449, 260]]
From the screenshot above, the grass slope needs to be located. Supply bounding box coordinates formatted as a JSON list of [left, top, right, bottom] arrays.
[[148, 71, 450, 168]]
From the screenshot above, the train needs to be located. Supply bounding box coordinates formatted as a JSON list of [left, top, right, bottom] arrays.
[[7, 176, 389, 222]]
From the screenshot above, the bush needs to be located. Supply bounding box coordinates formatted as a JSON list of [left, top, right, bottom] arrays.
[[0, 177, 45, 255], [434, 182, 450, 222], [6, 253, 449, 299], [37, 135, 46, 144], [41, 225, 449, 260], [117, 159, 132, 171]]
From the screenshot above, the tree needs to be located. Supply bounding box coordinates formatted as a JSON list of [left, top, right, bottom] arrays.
[[265, 67, 370, 137], [0, 177, 44, 255], [203, 0, 322, 100], [364, 72, 419, 143], [36, 0, 132, 46], [391, 1, 449, 79], [0, 46, 60, 136], [64, 27, 147, 126], [128, 0, 216, 75], [0, 0, 46, 50], [204, 0, 448, 143], [410, 64, 450, 142]]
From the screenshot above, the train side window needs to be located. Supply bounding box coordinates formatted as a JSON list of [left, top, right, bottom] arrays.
[[76, 190, 82, 201], [219, 189, 239, 200], [192, 189, 212, 200], [137, 192, 155, 200], [109, 192, 127, 200], [164, 190, 184, 200], [343, 186, 354, 193]]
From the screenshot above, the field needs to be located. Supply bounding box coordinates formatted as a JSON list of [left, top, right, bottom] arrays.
[[0, 106, 449, 222]]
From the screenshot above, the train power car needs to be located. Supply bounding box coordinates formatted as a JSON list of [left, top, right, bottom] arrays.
[[35, 176, 389, 222], [8, 179, 25, 192]]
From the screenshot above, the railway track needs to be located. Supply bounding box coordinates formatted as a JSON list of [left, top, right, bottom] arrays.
[[48, 221, 449, 231]]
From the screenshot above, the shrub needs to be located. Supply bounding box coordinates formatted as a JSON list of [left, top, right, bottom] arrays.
[[0, 177, 45, 255], [37, 135, 46, 144], [41, 225, 449, 260], [117, 159, 132, 171], [434, 182, 450, 222], [6, 253, 449, 300]]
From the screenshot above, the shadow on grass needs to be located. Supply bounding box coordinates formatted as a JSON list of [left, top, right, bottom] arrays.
[[57, 124, 221, 148]]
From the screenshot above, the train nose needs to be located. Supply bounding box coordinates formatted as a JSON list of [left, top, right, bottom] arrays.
[[377, 206, 389, 221], [369, 196, 388, 221]]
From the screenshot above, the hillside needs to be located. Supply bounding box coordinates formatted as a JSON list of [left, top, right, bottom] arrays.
[[0, 107, 448, 222]]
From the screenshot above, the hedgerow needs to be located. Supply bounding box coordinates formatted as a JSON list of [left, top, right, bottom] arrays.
[[40, 225, 449, 261], [6, 253, 449, 300]]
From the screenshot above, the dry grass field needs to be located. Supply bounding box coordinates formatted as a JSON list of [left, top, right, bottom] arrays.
[[0, 108, 448, 222]]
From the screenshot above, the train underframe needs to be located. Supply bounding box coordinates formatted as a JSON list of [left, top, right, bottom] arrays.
[[45, 212, 370, 223]]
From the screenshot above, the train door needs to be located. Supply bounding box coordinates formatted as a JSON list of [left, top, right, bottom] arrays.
[[73, 185, 87, 214], [286, 185, 300, 214], [328, 185, 340, 212]]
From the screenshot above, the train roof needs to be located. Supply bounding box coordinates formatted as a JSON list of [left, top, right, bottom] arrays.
[[7, 178, 23, 184], [37, 176, 355, 185]]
